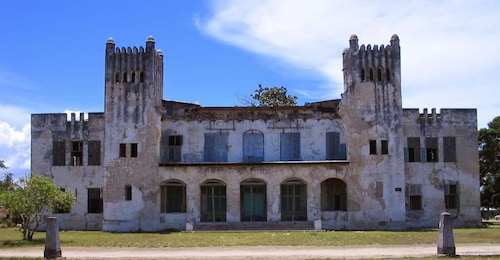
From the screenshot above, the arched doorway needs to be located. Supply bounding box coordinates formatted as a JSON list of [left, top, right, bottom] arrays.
[[240, 179, 267, 221], [280, 178, 307, 221], [200, 179, 226, 222]]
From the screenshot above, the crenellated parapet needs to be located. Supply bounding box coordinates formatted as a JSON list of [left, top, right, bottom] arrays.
[[343, 34, 401, 91], [403, 108, 477, 128], [31, 112, 104, 141]]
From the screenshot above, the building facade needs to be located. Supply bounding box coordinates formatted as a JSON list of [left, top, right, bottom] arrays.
[[31, 35, 481, 231]]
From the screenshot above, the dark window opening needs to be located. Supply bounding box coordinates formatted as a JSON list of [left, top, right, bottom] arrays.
[[139, 71, 145, 82], [425, 137, 438, 162], [321, 178, 347, 211], [125, 185, 132, 201], [369, 140, 377, 155], [114, 72, 120, 83], [381, 139, 389, 154], [161, 180, 187, 213], [201, 180, 226, 222], [369, 68, 374, 81], [361, 68, 366, 81], [131, 71, 136, 83], [87, 188, 103, 213], [407, 184, 422, 210], [406, 137, 421, 162], [131, 143, 138, 158], [71, 141, 83, 166], [88, 140, 101, 165], [119, 143, 126, 157], [52, 141, 66, 166], [443, 137, 456, 162], [445, 183, 459, 209], [386, 68, 391, 81]]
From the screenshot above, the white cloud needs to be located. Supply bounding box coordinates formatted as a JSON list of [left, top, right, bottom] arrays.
[[0, 121, 31, 178], [199, 0, 500, 128]]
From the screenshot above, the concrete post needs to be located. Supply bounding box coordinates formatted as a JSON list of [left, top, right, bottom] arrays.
[[44, 217, 62, 259], [437, 212, 455, 256]]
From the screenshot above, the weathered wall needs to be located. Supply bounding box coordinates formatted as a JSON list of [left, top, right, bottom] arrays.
[[101, 37, 164, 232], [31, 112, 105, 230], [402, 108, 481, 227]]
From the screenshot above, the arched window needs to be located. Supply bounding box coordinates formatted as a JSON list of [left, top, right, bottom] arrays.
[[160, 180, 186, 213], [139, 71, 145, 82], [114, 72, 120, 83], [360, 68, 366, 81], [377, 68, 382, 81], [200, 179, 226, 222], [131, 71, 136, 83], [321, 178, 347, 211], [280, 178, 307, 221], [122, 72, 127, 83], [369, 68, 374, 81], [241, 179, 267, 221], [243, 130, 264, 162], [386, 68, 391, 81]]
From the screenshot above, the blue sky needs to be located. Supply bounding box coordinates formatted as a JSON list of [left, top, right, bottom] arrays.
[[1, 0, 499, 178]]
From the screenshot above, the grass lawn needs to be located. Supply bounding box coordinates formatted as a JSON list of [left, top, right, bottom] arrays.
[[0, 225, 499, 248]]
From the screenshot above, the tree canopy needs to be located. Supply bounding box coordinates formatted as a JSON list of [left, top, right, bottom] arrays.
[[248, 85, 298, 107], [479, 116, 500, 208], [4, 175, 75, 240]]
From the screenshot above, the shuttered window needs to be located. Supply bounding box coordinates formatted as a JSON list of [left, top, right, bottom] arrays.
[[52, 141, 66, 166], [243, 132, 264, 162], [204, 133, 228, 162], [280, 133, 300, 161]]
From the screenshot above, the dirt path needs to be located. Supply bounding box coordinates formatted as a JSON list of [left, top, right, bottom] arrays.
[[0, 244, 499, 259]]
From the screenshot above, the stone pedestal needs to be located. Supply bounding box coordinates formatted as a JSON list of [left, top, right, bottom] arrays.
[[44, 217, 62, 259], [314, 219, 322, 230], [437, 212, 455, 256]]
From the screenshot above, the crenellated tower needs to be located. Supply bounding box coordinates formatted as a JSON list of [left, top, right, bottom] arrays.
[[102, 37, 164, 232], [339, 35, 406, 226]]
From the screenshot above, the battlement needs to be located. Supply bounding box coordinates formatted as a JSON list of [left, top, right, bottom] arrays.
[[342, 34, 401, 91], [31, 112, 104, 140], [403, 108, 477, 127]]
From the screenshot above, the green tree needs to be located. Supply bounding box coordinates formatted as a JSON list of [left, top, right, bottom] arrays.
[[0, 160, 6, 169], [4, 175, 75, 240], [479, 116, 500, 208], [249, 84, 298, 107]]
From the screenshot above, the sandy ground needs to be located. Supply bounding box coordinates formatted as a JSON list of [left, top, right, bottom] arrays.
[[0, 244, 499, 259]]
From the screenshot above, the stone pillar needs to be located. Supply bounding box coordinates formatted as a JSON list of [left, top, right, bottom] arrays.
[[437, 212, 455, 256], [44, 217, 62, 259]]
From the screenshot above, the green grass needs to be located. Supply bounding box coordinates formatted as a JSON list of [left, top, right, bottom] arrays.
[[0, 226, 499, 248]]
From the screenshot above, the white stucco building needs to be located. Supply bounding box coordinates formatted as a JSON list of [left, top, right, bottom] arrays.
[[31, 35, 481, 231]]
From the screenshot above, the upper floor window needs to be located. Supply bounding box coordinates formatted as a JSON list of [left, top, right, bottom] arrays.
[[71, 141, 83, 166], [243, 131, 264, 162], [425, 137, 438, 162], [280, 133, 300, 161], [204, 133, 228, 162], [326, 132, 346, 160], [369, 140, 377, 155], [52, 141, 66, 166], [88, 140, 101, 166], [405, 137, 421, 162], [443, 137, 456, 162], [381, 140, 389, 154], [167, 135, 183, 162]]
